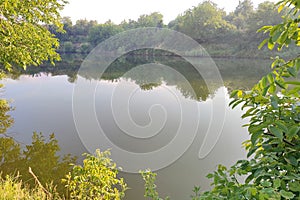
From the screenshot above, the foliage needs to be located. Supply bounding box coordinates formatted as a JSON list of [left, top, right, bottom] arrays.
[[136, 12, 164, 28], [63, 149, 127, 200], [88, 21, 123, 47], [0, 173, 62, 200], [0, 174, 47, 200], [196, 0, 300, 199], [169, 1, 235, 41], [62, 41, 75, 53], [140, 169, 169, 200], [0, 98, 13, 134], [46, 0, 297, 58], [0, 72, 13, 134], [247, 1, 286, 31], [0, 132, 76, 195], [191, 186, 201, 200], [231, 0, 254, 30], [0, 0, 66, 72]]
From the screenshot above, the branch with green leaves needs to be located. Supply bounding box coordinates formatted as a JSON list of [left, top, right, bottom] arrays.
[[0, 0, 67, 72]]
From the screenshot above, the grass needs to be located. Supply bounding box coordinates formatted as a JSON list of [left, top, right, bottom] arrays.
[[0, 173, 62, 200]]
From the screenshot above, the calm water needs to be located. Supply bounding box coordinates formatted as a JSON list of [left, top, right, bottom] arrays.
[[2, 56, 270, 199]]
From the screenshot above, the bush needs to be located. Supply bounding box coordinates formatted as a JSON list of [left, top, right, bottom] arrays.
[[63, 149, 127, 200]]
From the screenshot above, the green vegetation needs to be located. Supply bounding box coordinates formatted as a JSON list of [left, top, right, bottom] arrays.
[[0, 0, 65, 72], [0, 174, 60, 200], [0, 0, 299, 199], [53, 0, 298, 58], [0, 148, 126, 199], [63, 149, 127, 200], [0, 133, 76, 195], [140, 170, 169, 200]]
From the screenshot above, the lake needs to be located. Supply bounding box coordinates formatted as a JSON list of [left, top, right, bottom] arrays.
[[1, 55, 271, 199]]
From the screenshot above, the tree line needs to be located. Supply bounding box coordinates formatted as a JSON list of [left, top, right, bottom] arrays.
[[51, 0, 297, 58]]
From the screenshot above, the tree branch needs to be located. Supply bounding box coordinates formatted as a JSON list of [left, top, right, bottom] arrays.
[[29, 167, 52, 198], [264, 132, 295, 147]]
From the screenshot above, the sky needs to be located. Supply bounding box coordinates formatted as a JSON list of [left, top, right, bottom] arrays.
[[61, 0, 277, 24]]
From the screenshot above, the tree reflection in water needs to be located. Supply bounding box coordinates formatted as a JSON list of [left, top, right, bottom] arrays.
[[0, 132, 76, 195]]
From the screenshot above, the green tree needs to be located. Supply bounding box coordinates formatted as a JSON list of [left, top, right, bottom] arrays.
[[232, 0, 254, 30], [71, 19, 97, 43], [247, 1, 285, 31], [245, 1, 288, 45], [171, 1, 235, 42], [136, 12, 164, 28], [196, 0, 300, 199], [88, 21, 123, 46]]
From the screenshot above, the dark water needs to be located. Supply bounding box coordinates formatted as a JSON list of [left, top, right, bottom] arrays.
[[1, 55, 271, 199]]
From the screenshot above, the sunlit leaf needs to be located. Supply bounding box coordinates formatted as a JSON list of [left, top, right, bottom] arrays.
[[287, 126, 300, 137]]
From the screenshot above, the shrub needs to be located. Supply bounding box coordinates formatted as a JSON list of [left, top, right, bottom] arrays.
[[63, 149, 127, 200]]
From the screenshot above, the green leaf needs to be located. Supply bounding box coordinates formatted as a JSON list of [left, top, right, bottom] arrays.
[[280, 190, 295, 199], [270, 96, 279, 109], [275, 80, 286, 89], [269, 84, 276, 93], [273, 179, 281, 188], [242, 107, 258, 118], [229, 99, 239, 107], [262, 144, 272, 151], [206, 173, 213, 179], [261, 181, 272, 187], [230, 90, 238, 98], [249, 187, 257, 196], [284, 155, 298, 166], [257, 26, 272, 33], [278, 31, 288, 44], [287, 126, 300, 138], [269, 125, 283, 140], [285, 81, 300, 86], [262, 85, 270, 96], [251, 131, 262, 145], [261, 77, 267, 88], [245, 173, 254, 184], [268, 40, 275, 50], [274, 121, 288, 133], [258, 38, 269, 49], [267, 73, 274, 84], [270, 24, 280, 35], [289, 181, 300, 192], [287, 67, 297, 77], [247, 146, 258, 158], [232, 99, 244, 109]]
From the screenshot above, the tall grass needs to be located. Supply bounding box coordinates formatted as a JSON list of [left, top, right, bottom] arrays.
[[0, 173, 61, 200]]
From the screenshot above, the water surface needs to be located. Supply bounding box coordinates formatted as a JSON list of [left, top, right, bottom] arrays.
[[2, 56, 270, 199]]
